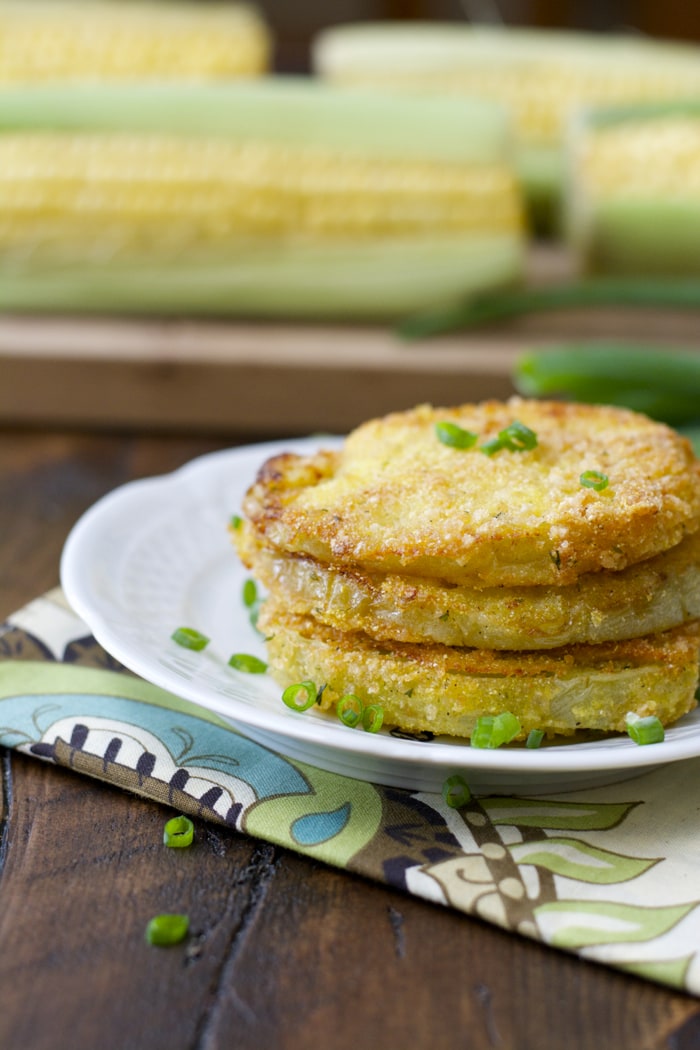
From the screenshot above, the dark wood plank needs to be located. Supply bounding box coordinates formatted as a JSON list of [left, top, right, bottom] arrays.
[[2, 430, 700, 1050], [1, 752, 699, 1050], [0, 754, 266, 1050], [208, 856, 697, 1050], [0, 430, 228, 619]]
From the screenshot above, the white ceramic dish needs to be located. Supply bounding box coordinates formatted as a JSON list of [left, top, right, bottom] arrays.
[[60, 439, 700, 795]]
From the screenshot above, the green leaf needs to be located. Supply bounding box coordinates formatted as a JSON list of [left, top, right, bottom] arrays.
[[536, 900, 694, 950], [509, 836, 659, 884], [481, 797, 639, 831]]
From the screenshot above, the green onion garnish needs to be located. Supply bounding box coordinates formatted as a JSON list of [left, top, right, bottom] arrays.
[[580, 470, 609, 492], [228, 653, 267, 674], [497, 711, 522, 742], [163, 814, 194, 848], [230, 514, 243, 529], [442, 774, 471, 808], [337, 694, 364, 728], [145, 914, 189, 947], [171, 627, 210, 651], [242, 578, 258, 608], [281, 681, 317, 712], [526, 729, 545, 749], [471, 711, 521, 749], [435, 421, 478, 450], [241, 577, 264, 633], [362, 704, 384, 734], [481, 421, 537, 455], [625, 713, 665, 745], [499, 420, 538, 451], [471, 716, 496, 747], [480, 436, 505, 456]]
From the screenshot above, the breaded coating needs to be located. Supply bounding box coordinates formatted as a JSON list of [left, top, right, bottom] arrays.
[[243, 399, 700, 587], [235, 523, 700, 650], [258, 598, 700, 740]]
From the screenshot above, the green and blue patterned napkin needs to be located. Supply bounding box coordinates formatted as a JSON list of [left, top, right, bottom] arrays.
[[2, 588, 700, 995]]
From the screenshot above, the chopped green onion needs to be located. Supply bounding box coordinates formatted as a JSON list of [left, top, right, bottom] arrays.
[[362, 704, 384, 733], [171, 627, 210, 651], [442, 774, 471, 808], [281, 681, 317, 712], [495, 711, 522, 743], [499, 421, 538, 451], [625, 713, 665, 745], [481, 421, 537, 456], [163, 814, 194, 848], [580, 470, 609, 492], [337, 694, 364, 728], [435, 421, 478, 450], [145, 913, 189, 947], [241, 577, 265, 633], [242, 578, 258, 608], [230, 514, 243, 529], [526, 729, 545, 749], [480, 436, 505, 456], [228, 653, 267, 674], [471, 711, 522, 749], [471, 716, 497, 747]]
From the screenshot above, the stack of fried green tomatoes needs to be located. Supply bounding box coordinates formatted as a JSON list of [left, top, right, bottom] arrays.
[[234, 398, 700, 745]]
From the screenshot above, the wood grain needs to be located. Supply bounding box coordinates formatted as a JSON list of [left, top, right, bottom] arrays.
[[0, 751, 698, 1050], [1, 431, 700, 1050], [0, 314, 523, 434]]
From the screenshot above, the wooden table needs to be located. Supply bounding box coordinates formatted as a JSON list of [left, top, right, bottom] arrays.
[[1, 426, 700, 1050]]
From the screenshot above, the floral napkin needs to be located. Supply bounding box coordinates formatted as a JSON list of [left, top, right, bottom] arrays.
[[2, 587, 700, 996]]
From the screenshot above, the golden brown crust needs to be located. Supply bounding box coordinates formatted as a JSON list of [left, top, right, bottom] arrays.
[[235, 523, 700, 650], [242, 399, 700, 587], [258, 598, 700, 740]]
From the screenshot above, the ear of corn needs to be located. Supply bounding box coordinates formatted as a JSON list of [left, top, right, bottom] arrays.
[[566, 102, 700, 275], [0, 0, 270, 81], [0, 79, 524, 319], [0, 79, 512, 165], [313, 22, 700, 232]]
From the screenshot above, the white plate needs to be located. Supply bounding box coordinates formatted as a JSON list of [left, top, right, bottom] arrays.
[[60, 439, 700, 795]]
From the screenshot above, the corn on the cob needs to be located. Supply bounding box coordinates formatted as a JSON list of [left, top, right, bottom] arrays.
[[566, 102, 700, 275], [0, 0, 270, 82], [313, 23, 700, 232], [0, 79, 524, 319]]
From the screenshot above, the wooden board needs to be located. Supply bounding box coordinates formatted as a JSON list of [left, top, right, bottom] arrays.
[[1, 248, 699, 435]]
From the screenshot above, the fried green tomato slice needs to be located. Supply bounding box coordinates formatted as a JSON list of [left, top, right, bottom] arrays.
[[235, 524, 700, 650], [242, 399, 700, 587], [257, 599, 700, 740]]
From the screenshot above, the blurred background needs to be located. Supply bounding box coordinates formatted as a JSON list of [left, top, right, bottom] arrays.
[[2, 0, 700, 435]]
